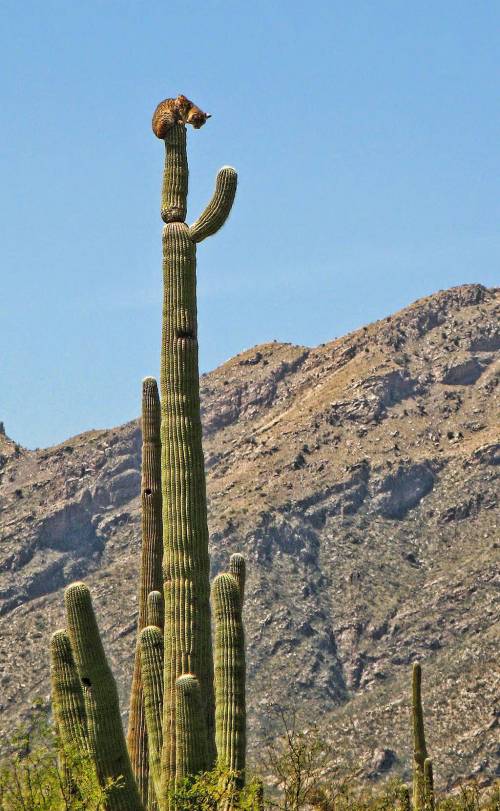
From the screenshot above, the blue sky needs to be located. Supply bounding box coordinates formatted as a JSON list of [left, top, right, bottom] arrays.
[[1, 1, 498, 448]]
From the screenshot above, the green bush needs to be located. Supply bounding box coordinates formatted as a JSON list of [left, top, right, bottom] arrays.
[[0, 715, 119, 810], [171, 761, 263, 810]]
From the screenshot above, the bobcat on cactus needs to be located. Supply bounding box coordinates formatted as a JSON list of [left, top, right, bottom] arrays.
[[152, 94, 211, 138]]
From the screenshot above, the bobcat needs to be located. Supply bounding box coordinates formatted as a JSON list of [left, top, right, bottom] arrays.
[[152, 94, 211, 138]]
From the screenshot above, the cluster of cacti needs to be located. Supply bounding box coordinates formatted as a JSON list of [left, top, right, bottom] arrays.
[[50, 99, 248, 810], [47, 95, 441, 811]]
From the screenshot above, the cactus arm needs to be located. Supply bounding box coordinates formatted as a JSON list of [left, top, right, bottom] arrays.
[[175, 675, 209, 780], [127, 377, 163, 805], [229, 553, 246, 608], [146, 590, 164, 630], [189, 167, 237, 244], [50, 630, 89, 754], [424, 758, 435, 811], [140, 626, 164, 803], [65, 583, 143, 811], [212, 573, 246, 781], [412, 662, 428, 811], [161, 126, 188, 223]]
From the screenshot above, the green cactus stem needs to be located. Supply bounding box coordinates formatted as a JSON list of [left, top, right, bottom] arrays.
[[147, 590, 164, 630], [155, 110, 237, 796], [189, 167, 237, 244], [424, 758, 435, 811], [229, 553, 246, 608], [412, 662, 428, 811], [161, 125, 188, 223], [50, 630, 89, 754], [65, 582, 143, 811], [212, 572, 246, 780], [140, 625, 165, 802], [128, 377, 163, 806], [175, 675, 209, 781], [400, 785, 411, 811]]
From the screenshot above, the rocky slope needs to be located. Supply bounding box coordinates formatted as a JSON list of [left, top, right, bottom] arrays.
[[0, 284, 498, 788]]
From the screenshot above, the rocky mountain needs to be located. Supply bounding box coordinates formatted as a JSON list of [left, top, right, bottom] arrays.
[[0, 284, 498, 788]]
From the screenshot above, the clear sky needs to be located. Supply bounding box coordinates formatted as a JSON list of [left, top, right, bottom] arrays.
[[1, 2, 498, 449]]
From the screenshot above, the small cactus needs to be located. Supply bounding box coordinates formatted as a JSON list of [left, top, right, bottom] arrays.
[[50, 629, 89, 755], [147, 590, 164, 630], [412, 662, 429, 811], [424, 758, 435, 811], [229, 553, 246, 608], [140, 625, 164, 801], [212, 572, 246, 781], [175, 675, 209, 780]]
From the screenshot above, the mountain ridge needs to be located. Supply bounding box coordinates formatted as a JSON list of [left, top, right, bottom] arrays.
[[0, 283, 498, 788]]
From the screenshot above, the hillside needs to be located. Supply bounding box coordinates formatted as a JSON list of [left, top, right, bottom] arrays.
[[0, 283, 498, 788]]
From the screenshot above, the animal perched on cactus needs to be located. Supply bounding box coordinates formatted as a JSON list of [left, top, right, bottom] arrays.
[[50, 96, 243, 810], [152, 94, 211, 138]]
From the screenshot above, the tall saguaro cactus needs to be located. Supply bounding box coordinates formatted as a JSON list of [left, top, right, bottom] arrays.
[[51, 98, 240, 811], [412, 663, 429, 811], [155, 115, 237, 799], [128, 378, 163, 806]]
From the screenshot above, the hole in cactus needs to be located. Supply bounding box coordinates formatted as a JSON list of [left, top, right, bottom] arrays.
[[176, 328, 195, 339], [81, 677, 91, 687], [144, 488, 152, 496]]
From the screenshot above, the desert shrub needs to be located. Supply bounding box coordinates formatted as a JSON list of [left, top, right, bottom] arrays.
[[0, 714, 118, 810], [171, 760, 264, 809]]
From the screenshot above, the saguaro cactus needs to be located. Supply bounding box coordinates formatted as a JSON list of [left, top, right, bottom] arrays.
[[140, 625, 165, 802], [50, 97, 240, 810], [61, 583, 143, 810], [50, 629, 89, 755], [212, 573, 246, 779], [128, 377, 163, 806], [424, 758, 435, 811], [153, 106, 237, 798], [175, 675, 209, 780], [229, 553, 246, 608], [412, 663, 429, 811]]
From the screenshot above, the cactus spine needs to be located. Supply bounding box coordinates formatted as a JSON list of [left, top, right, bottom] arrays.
[[158, 120, 236, 799], [412, 663, 429, 811], [212, 573, 246, 779], [128, 377, 163, 806]]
